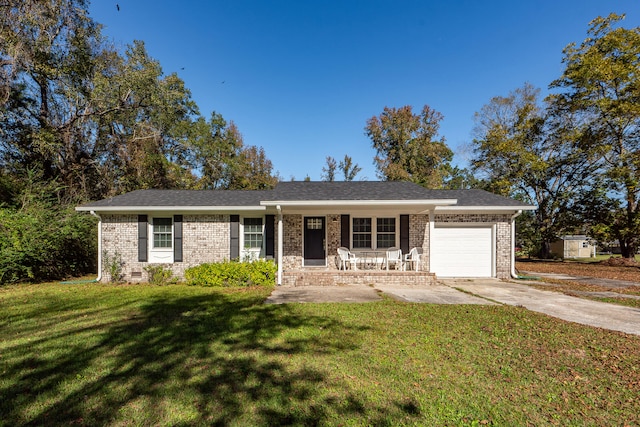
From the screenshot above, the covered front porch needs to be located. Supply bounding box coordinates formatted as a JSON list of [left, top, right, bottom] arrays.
[[262, 198, 451, 286]]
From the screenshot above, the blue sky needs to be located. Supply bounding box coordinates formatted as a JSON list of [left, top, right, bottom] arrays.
[[89, 1, 640, 181]]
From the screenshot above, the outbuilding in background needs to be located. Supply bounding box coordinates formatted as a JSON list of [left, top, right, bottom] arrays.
[[550, 235, 596, 259]]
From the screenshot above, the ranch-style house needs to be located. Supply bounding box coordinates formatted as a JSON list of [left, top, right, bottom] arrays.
[[76, 181, 535, 286]]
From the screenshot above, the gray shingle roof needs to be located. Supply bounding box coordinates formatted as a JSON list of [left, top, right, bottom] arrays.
[[268, 181, 445, 201], [268, 182, 530, 207], [79, 189, 269, 208], [426, 189, 531, 207], [77, 182, 534, 210]]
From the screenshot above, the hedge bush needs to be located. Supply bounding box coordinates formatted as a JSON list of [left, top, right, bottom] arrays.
[[0, 203, 97, 285], [185, 259, 277, 287]]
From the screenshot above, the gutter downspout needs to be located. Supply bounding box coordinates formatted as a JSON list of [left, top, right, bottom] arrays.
[[277, 205, 283, 286], [90, 211, 102, 282], [510, 210, 522, 279]]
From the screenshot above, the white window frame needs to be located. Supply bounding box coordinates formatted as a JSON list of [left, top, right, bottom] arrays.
[[149, 217, 174, 263], [351, 216, 398, 251], [240, 216, 265, 261]]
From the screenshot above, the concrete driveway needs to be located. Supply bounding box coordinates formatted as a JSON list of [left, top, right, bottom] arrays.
[[443, 278, 640, 336]]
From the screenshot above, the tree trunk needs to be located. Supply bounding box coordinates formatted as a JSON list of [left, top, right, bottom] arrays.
[[620, 240, 637, 259], [538, 240, 552, 259]]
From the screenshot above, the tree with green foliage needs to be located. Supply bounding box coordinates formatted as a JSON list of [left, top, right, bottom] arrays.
[[0, 0, 279, 282], [1, 1, 278, 202], [0, 1, 205, 201], [190, 112, 245, 189], [471, 83, 595, 258], [92, 40, 200, 197], [339, 155, 361, 181], [322, 155, 360, 181], [1, 0, 105, 198], [442, 165, 482, 190], [227, 145, 278, 190], [365, 105, 453, 188], [0, 175, 97, 284], [549, 13, 640, 258], [187, 111, 278, 190]]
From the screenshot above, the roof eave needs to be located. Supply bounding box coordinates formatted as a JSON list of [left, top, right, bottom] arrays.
[[259, 199, 459, 207], [75, 206, 267, 212], [434, 205, 536, 212]]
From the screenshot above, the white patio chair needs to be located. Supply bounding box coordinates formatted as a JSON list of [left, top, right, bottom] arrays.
[[385, 247, 403, 271], [404, 247, 422, 271], [337, 247, 358, 270]]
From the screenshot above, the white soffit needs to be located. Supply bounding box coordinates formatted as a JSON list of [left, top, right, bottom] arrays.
[[75, 206, 267, 213], [434, 205, 536, 213], [260, 199, 458, 207]]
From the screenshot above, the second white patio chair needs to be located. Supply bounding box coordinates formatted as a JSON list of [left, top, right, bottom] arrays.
[[337, 247, 358, 270], [404, 247, 422, 271], [385, 247, 404, 271]]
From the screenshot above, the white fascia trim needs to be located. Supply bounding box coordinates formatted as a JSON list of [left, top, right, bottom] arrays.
[[434, 205, 536, 212], [260, 199, 458, 207], [76, 206, 267, 212]]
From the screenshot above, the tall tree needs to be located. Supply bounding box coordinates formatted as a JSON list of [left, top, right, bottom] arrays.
[[321, 156, 337, 181], [92, 41, 199, 197], [190, 112, 244, 189], [190, 112, 277, 190], [549, 13, 640, 258], [0, 0, 104, 199], [442, 165, 482, 190], [227, 145, 278, 190], [0, 2, 201, 200], [365, 105, 452, 188], [471, 83, 595, 258], [339, 155, 361, 181], [322, 155, 361, 181]]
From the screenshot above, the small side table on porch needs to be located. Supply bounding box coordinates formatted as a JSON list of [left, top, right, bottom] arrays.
[[359, 251, 385, 270]]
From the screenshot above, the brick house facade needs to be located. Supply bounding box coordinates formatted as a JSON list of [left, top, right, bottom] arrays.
[[77, 182, 534, 284]]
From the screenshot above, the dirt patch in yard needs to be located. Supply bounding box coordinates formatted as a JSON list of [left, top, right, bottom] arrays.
[[516, 259, 640, 283]]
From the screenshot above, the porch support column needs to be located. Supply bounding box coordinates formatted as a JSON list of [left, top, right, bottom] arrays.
[[277, 205, 283, 286], [510, 210, 522, 279], [428, 210, 435, 273]]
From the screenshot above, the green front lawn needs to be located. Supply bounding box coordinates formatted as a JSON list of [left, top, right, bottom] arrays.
[[1, 283, 639, 426]]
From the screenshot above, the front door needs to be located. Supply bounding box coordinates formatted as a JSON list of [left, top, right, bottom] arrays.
[[304, 216, 326, 266]]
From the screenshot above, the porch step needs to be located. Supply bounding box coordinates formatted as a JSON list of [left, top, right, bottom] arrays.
[[282, 270, 437, 287]]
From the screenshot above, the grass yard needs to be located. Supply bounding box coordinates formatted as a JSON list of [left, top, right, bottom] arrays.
[[1, 283, 639, 426]]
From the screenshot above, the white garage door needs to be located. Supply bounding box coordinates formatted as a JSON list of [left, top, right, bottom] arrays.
[[430, 226, 493, 277]]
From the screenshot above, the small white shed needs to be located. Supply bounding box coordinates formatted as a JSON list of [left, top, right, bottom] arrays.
[[550, 235, 596, 259]]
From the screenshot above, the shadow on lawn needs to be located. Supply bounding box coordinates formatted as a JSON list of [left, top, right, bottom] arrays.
[[2, 288, 417, 425]]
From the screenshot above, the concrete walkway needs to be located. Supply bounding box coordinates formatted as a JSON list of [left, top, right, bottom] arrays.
[[374, 283, 494, 305], [265, 283, 495, 305], [443, 278, 640, 336]]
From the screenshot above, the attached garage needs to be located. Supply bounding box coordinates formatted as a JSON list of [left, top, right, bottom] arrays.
[[430, 225, 494, 277]]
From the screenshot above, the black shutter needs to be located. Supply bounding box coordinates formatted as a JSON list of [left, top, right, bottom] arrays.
[[341, 214, 350, 248], [400, 214, 409, 254], [265, 214, 275, 258], [230, 215, 240, 260], [138, 215, 148, 262], [173, 215, 183, 262]]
